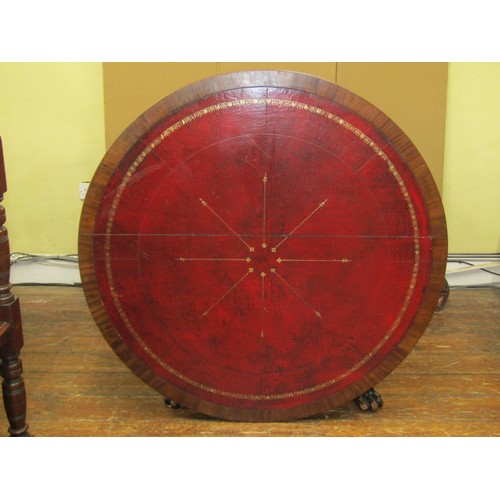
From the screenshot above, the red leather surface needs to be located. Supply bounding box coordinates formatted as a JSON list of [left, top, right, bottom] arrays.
[[92, 87, 432, 410]]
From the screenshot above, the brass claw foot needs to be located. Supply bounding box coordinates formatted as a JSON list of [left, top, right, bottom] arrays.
[[354, 387, 384, 412]]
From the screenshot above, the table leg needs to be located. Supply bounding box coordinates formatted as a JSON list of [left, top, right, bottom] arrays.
[[0, 348, 30, 437]]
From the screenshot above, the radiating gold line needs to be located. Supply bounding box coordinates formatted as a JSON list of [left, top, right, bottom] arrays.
[[201, 268, 253, 317], [272, 199, 328, 252], [260, 271, 266, 339], [276, 257, 351, 264], [271, 269, 322, 319], [262, 173, 268, 249], [176, 257, 251, 263], [252, 139, 273, 160], [199, 197, 255, 252], [103, 97, 421, 401]]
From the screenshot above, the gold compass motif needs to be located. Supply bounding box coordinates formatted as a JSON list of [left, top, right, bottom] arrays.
[[176, 173, 351, 336], [80, 71, 446, 422]]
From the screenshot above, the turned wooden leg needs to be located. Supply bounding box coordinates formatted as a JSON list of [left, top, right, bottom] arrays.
[[0, 351, 30, 436], [0, 139, 29, 436]]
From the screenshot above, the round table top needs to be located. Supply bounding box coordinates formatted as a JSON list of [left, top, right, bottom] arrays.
[[79, 71, 447, 421]]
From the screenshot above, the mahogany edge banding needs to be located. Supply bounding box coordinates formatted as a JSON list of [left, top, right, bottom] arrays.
[[78, 71, 448, 422]]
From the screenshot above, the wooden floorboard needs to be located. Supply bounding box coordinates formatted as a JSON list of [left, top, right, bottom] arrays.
[[3, 285, 499, 437]]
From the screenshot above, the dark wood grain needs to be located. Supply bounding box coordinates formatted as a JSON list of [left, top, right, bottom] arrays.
[[79, 71, 448, 422], [0, 137, 30, 437], [12, 285, 499, 437]]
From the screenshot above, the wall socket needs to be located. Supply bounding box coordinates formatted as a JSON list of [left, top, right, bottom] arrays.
[[79, 182, 90, 200]]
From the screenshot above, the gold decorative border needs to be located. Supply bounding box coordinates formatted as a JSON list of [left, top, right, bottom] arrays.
[[103, 97, 420, 401]]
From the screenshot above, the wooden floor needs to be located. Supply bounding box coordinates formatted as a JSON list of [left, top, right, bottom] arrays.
[[4, 285, 499, 437]]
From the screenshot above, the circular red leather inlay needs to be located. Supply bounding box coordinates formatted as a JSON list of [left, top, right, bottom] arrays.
[[88, 84, 437, 414]]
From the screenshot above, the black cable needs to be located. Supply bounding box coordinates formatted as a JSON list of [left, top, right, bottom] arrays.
[[479, 268, 500, 277], [10, 252, 78, 264], [449, 260, 500, 277], [13, 282, 83, 288], [450, 285, 500, 290]]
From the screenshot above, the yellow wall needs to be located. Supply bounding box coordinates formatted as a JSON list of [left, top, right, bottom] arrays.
[[337, 63, 448, 192], [104, 62, 447, 193], [442, 63, 500, 253], [103, 62, 218, 148], [103, 62, 337, 148], [0, 63, 105, 254], [1, 62, 498, 256]]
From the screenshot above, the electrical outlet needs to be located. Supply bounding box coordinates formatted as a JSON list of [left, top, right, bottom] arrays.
[[79, 182, 90, 200]]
